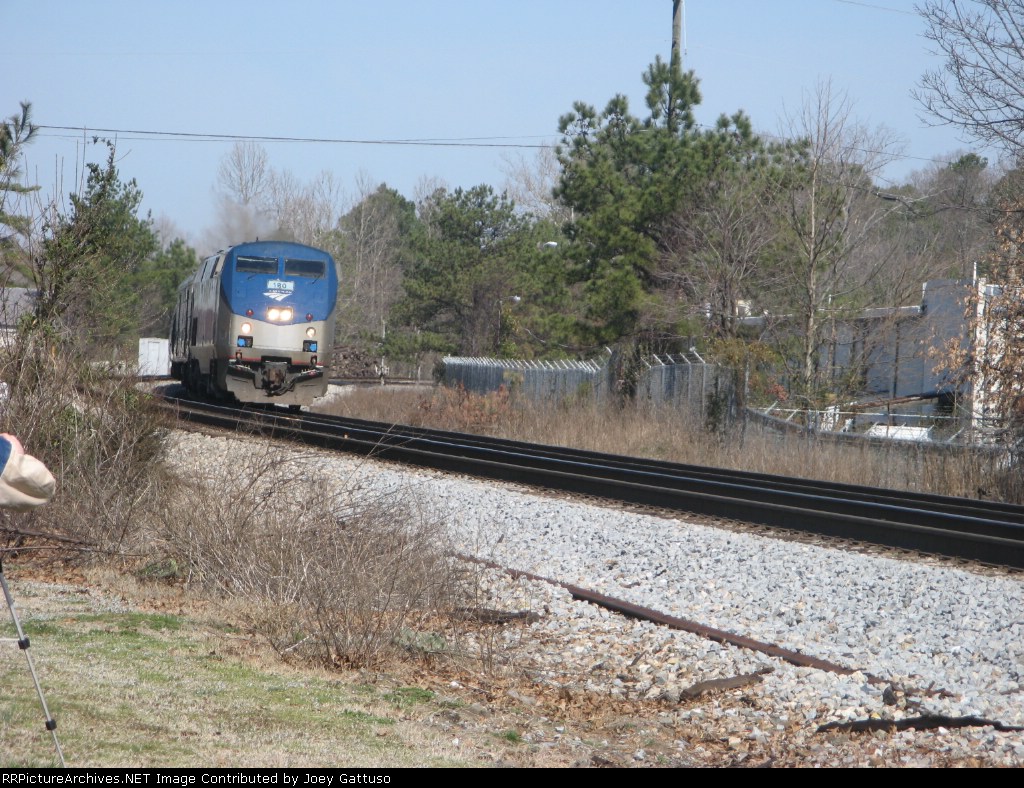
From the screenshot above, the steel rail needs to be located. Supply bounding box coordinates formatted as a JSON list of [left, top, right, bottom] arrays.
[[161, 396, 1024, 569], [459, 555, 858, 674], [282, 407, 1024, 523]]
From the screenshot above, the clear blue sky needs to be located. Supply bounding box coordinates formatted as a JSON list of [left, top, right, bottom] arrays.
[[8, 0, 985, 248]]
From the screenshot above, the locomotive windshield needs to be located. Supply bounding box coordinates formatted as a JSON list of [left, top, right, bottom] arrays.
[[236, 255, 278, 274], [284, 258, 326, 278]]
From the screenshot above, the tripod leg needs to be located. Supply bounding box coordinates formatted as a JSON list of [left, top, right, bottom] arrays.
[[0, 562, 66, 767]]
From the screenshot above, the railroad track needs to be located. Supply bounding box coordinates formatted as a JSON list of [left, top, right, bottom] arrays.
[[159, 393, 1024, 570]]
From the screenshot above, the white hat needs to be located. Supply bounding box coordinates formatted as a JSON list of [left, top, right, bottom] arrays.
[[0, 451, 56, 511]]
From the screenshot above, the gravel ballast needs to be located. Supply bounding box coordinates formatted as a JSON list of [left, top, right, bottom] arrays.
[[167, 430, 1024, 766]]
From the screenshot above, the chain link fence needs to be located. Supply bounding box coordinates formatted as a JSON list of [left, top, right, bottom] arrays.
[[440, 353, 737, 426], [634, 353, 737, 429], [440, 356, 611, 404]]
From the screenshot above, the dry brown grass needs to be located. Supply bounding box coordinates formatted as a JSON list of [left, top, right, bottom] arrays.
[[318, 385, 1003, 501]]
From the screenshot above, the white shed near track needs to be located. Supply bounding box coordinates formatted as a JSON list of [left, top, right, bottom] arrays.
[[138, 337, 170, 376]]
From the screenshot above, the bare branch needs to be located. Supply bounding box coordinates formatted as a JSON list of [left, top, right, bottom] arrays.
[[216, 141, 269, 205], [915, 0, 1024, 154]]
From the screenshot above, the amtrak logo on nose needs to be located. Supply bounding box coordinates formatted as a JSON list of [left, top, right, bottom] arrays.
[[265, 279, 294, 301]]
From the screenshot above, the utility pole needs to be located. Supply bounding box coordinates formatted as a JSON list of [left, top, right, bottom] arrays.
[[671, 0, 683, 75], [667, 0, 684, 134]]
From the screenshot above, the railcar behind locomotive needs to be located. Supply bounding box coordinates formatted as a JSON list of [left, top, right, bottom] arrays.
[[169, 240, 338, 406]]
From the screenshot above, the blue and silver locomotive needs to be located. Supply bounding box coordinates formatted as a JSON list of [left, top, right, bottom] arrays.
[[170, 240, 338, 406]]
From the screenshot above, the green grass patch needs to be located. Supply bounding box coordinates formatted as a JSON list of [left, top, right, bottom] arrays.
[[383, 686, 435, 708], [0, 589, 472, 768], [76, 611, 182, 632], [338, 710, 396, 727]]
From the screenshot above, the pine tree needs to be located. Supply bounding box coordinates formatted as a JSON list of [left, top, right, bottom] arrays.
[[36, 142, 158, 349], [554, 59, 767, 347], [0, 102, 40, 274]]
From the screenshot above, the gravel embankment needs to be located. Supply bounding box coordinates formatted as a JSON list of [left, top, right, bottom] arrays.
[[167, 430, 1024, 766]]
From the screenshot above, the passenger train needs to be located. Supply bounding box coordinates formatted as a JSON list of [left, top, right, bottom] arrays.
[[170, 240, 338, 407]]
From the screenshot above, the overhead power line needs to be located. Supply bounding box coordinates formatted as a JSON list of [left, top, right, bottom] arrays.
[[831, 0, 916, 15], [36, 125, 550, 149], [36, 122, 967, 173]]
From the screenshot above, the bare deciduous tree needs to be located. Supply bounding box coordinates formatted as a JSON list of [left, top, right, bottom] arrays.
[[268, 169, 343, 246], [916, 0, 1024, 156], [333, 176, 411, 346], [908, 151, 998, 278], [217, 141, 270, 206], [500, 146, 570, 223], [206, 144, 343, 253], [659, 167, 780, 339], [775, 80, 905, 398]]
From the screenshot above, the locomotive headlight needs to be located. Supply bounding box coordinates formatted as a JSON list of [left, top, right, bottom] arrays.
[[280, 307, 293, 322], [268, 308, 281, 321], [305, 327, 316, 338], [241, 322, 252, 334]]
